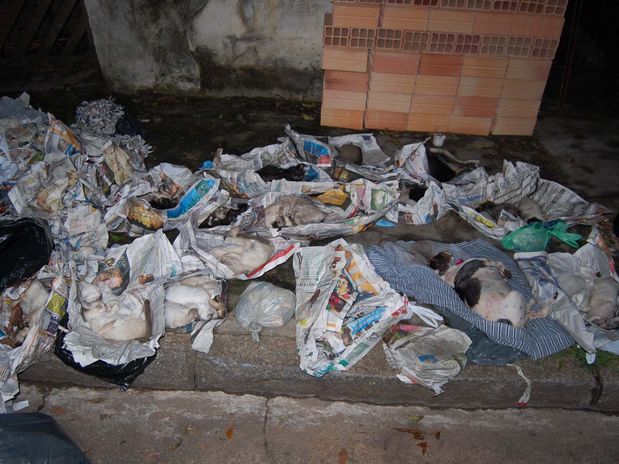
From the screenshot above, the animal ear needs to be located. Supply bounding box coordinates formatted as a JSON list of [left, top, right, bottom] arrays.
[[429, 252, 450, 275]]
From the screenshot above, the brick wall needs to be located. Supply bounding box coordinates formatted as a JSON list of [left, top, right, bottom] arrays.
[[320, 0, 568, 135]]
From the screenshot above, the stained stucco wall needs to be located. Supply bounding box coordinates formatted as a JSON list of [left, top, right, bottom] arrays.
[[84, 0, 331, 100]]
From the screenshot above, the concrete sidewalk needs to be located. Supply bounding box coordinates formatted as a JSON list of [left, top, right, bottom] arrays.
[[18, 384, 619, 464]]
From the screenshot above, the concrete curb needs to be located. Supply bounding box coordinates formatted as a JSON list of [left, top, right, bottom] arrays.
[[21, 327, 619, 412]]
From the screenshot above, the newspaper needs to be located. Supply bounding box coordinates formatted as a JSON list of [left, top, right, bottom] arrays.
[[173, 222, 300, 280], [45, 117, 84, 167], [293, 239, 412, 377], [515, 251, 595, 352], [532, 228, 619, 354], [8, 151, 78, 218], [285, 125, 332, 167], [383, 324, 471, 395], [104, 173, 223, 236], [233, 180, 399, 240], [1, 270, 69, 402], [62, 230, 181, 366], [50, 203, 109, 261], [328, 133, 390, 167], [442, 161, 540, 208], [395, 141, 430, 184], [398, 181, 448, 225], [208, 144, 335, 198], [530, 179, 608, 224]]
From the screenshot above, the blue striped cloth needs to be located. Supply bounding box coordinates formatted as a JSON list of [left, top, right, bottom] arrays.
[[367, 240, 574, 360]]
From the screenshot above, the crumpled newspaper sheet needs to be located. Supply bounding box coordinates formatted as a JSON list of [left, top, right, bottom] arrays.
[[208, 141, 335, 199], [384, 324, 472, 395], [328, 133, 390, 167], [516, 228, 619, 356], [397, 156, 608, 239], [1, 268, 69, 403], [8, 151, 78, 219], [173, 222, 300, 280], [231, 180, 399, 241], [293, 239, 413, 377], [104, 173, 225, 236], [62, 230, 181, 366]]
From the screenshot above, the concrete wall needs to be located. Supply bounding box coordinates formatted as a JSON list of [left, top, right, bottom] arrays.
[[84, 0, 331, 100]]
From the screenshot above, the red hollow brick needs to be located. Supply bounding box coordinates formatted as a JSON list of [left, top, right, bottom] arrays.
[[410, 94, 456, 114], [381, 5, 430, 30], [332, 4, 381, 29], [321, 107, 365, 130], [458, 76, 503, 97], [322, 89, 368, 111], [324, 71, 370, 93], [501, 79, 547, 99], [496, 98, 542, 118], [367, 91, 413, 113], [491, 116, 537, 135], [449, 115, 493, 135], [322, 48, 369, 72], [429, 9, 475, 33], [365, 110, 409, 131], [371, 50, 420, 74], [415, 75, 460, 95], [407, 112, 451, 133], [369, 72, 417, 94]]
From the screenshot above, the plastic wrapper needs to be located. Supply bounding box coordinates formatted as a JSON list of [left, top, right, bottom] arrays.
[[294, 239, 412, 377], [383, 324, 472, 395], [0, 93, 47, 124], [235, 281, 295, 341], [502, 220, 582, 252], [0, 412, 89, 463], [0, 96, 48, 183]]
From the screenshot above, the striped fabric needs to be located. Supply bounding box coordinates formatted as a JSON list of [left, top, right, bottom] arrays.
[[367, 240, 574, 360]]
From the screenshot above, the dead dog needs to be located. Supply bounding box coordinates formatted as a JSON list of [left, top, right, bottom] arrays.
[[262, 195, 325, 229], [430, 251, 538, 328], [209, 235, 274, 275]]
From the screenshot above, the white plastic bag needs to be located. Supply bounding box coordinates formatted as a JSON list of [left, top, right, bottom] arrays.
[[235, 282, 295, 341]]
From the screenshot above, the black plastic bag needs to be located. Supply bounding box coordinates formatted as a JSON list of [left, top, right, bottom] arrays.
[[0, 218, 53, 292], [0, 412, 89, 464], [54, 316, 156, 390]]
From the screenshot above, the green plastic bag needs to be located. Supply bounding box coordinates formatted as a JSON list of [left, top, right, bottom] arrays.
[[501, 220, 582, 252]]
